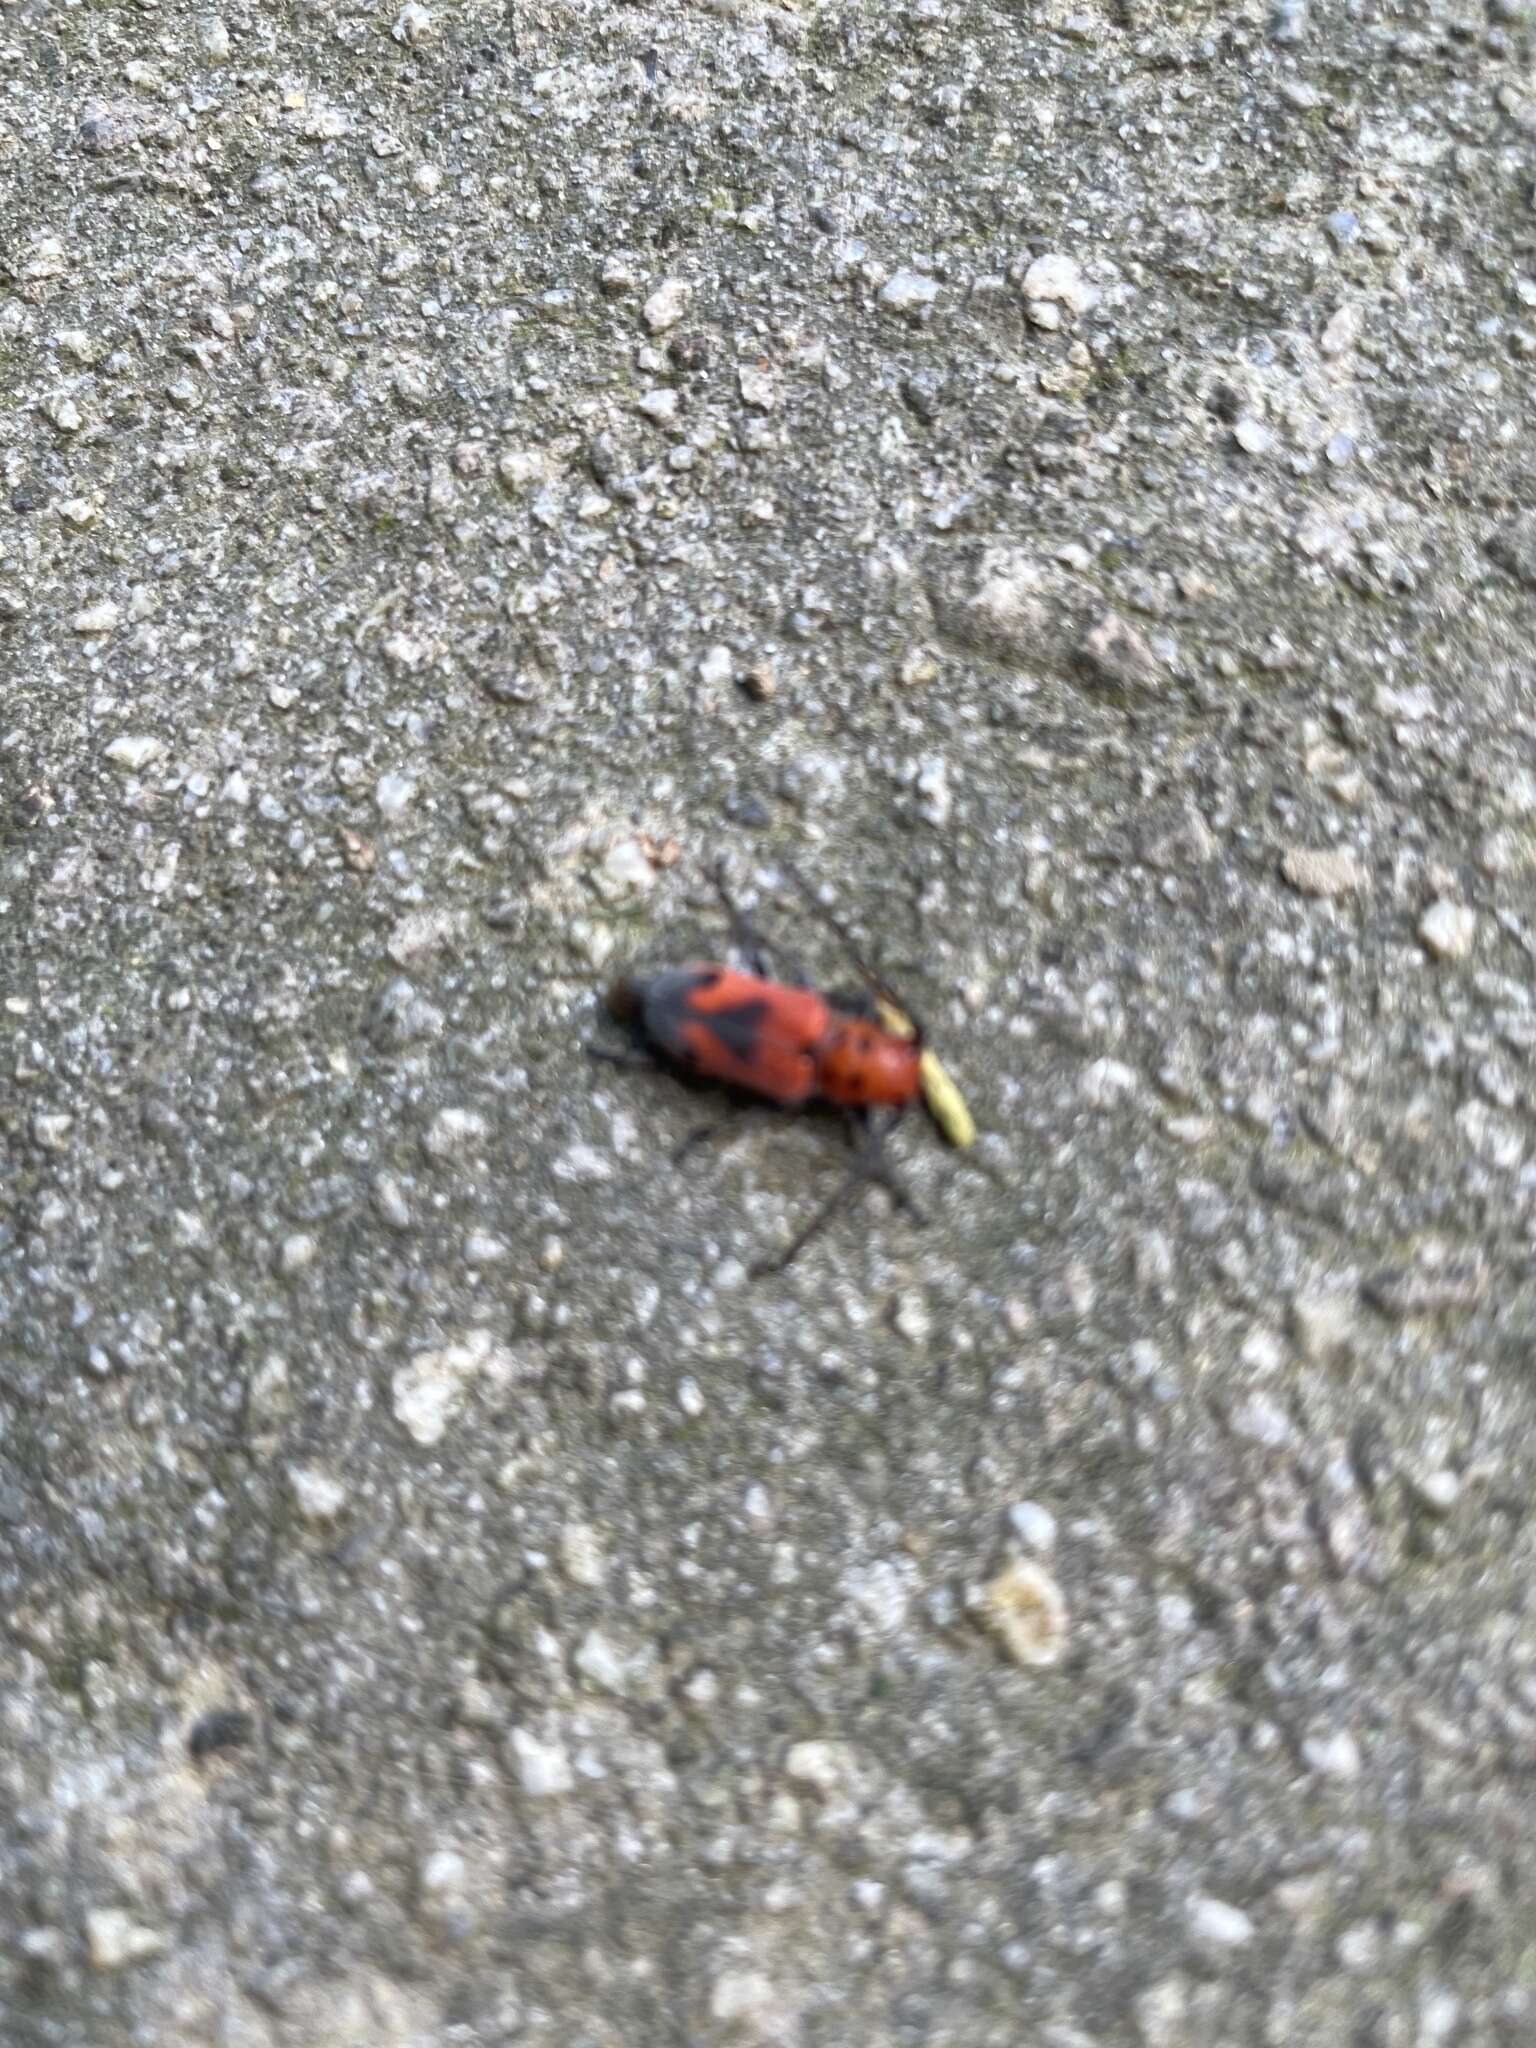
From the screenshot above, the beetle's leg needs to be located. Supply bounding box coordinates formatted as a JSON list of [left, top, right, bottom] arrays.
[[859, 1105, 927, 1224], [709, 859, 811, 986], [750, 1157, 868, 1276], [585, 1044, 660, 1070], [751, 1110, 922, 1277], [671, 1115, 740, 1168]]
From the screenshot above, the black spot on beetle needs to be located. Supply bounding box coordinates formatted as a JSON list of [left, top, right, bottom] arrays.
[[698, 998, 772, 1066]]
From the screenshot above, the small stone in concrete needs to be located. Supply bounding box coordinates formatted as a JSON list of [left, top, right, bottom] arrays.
[[642, 279, 691, 332], [1418, 899, 1476, 961], [1281, 846, 1366, 898], [508, 1727, 573, 1797], [1076, 613, 1161, 693], [980, 1560, 1068, 1669], [288, 1466, 348, 1522], [1187, 1895, 1254, 1951], [85, 1909, 166, 1971], [1020, 252, 1097, 314], [878, 268, 939, 314]]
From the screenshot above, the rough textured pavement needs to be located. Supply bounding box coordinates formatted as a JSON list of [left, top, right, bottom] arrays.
[[5, 1, 1536, 2042]]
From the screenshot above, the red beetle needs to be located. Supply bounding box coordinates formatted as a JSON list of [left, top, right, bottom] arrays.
[[605, 963, 923, 1113], [593, 864, 930, 1272]]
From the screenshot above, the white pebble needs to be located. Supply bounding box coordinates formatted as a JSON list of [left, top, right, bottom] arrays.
[[277, 1232, 317, 1275], [424, 1107, 489, 1159], [85, 1909, 165, 1971], [636, 387, 679, 425], [710, 1971, 776, 2026], [1234, 416, 1272, 455], [560, 1522, 605, 1587], [1301, 1729, 1361, 1780], [785, 1740, 847, 1792], [374, 772, 416, 820], [913, 754, 952, 827], [1187, 1895, 1255, 1950], [554, 1141, 614, 1183], [103, 734, 161, 771], [642, 278, 691, 332], [508, 1727, 573, 1798], [601, 837, 656, 892], [288, 1466, 347, 1522], [1231, 1393, 1294, 1449], [391, 1330, 509, 1447], [418, 1849, 465, 1898], [75, 599, 122, 635], [891, 1289, 931, 1346], [1005, 1501, 1057, 1554], [878, 268, 939, 313], [392, 1, 433, 45], [573, 1630, 628, 1694], [1081, 1056, 1137, 1108], [1020, 252, 1097, 314], [1418, 899, 1476, 962], [699, 642, 734, 689]]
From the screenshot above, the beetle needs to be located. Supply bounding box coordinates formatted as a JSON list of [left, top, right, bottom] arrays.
[[591, 861, 968, 1273], [604, 962, 923, 1115]]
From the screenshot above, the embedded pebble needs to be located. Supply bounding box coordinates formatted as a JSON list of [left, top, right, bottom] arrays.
[[699, 643, 735, 691], [1076, 612, 1161, 694], [1301, 1729, 1362, 1780], [636, 388, 679, 425], [103, 735, 162, 771], [1187, 1896, 1255, 1951], [1418, 900, 1476, 961], [374, 772, 416, 820], [553, 1141, 614, 1184], [1290, 1289, 1358, 1361], [417, 1849, 466, 1907], [392, 2, 433, 44], [785, 1740, 849, 1792], [277, 1232, 317, 1275], [878, 268, 939, 314], [75, 600, 122, 635], [1320, 303, 1362, 357], [573, 1631, 628, 1694], [601, 837, 657, 892], [642, 279, 691, 332], [1005, 1502, 1058, 1553], [560, 1521, 605, 1588], [1233, 416, 1272, 456], [710, 1972, 777, 2027], [912, 755, 952, 828], [288, 1466, 348, 1522], [508, 1727, 574, 1797], [980, 1560, 1069, 1669], [85, 1909, 166, 1971], [1281, 846, 1366, 898], [386, 909, 466, 966], [424, 1107, 489, 1160], [1081, 1057, 1137, 1108], [1231, 1394, 1294, 1450], [392, 1330, 511, 1446], [1020, 252, 1097, 315], [891, 1290, 931, 1346]]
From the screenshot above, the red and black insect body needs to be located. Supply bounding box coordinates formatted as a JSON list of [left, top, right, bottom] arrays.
[[594, 865, 930, 1274], [606, 964, 922, 1114]]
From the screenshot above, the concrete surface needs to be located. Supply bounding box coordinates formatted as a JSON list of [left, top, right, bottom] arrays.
[[4, 0, 1536, 2042]]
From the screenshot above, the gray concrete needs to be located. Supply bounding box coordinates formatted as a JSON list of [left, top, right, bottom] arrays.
[[4, 0, 1536, 2041]]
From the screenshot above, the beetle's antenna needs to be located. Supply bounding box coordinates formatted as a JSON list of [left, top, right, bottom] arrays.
[[779, 859, 927, 1044]]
